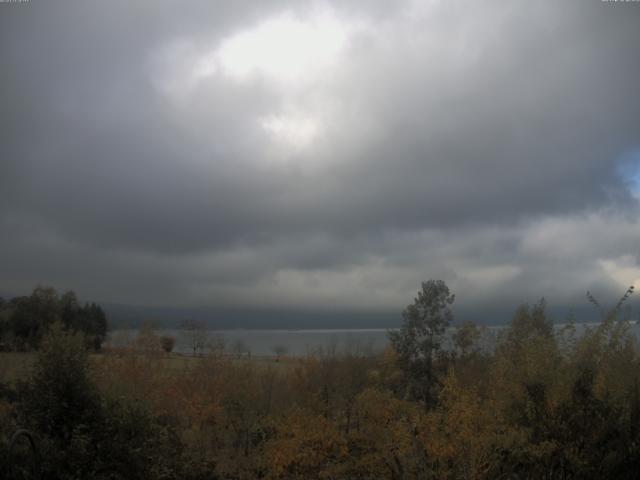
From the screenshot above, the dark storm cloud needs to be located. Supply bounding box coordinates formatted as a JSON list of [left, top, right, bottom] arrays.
[[1, 0, 639, 315]]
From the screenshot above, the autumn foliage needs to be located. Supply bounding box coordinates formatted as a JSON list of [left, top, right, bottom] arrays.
[[1, 285, 640, 479]]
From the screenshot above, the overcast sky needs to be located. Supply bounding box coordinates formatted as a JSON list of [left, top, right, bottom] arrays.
[[1, 0, 639, 322]]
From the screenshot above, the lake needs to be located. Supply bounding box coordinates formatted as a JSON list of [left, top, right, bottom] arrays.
[[106, 321, 640, 357], [107, 328, 392, 356], [106, 325, 522, 356]]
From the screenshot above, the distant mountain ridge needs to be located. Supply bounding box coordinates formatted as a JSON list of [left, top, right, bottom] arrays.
[[3, 289, 632, 330], [101, 303, 400, 330], [101, 302, 616, 330]]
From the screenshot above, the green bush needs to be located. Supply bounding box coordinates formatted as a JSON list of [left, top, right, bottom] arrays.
[[16, 323, 184, 479]]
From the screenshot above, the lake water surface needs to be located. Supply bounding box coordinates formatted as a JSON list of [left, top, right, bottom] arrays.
[[106, 321, 640, 357], [107, 328, 392, 356]]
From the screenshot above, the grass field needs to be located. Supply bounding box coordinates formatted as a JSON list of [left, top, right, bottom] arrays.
[[0, 352, 35, 385], [0, 350, 300, 386]]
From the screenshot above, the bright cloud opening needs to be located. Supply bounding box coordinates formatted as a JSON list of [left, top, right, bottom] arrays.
[[260, 113, 321, 149], [216, 11, 349, 82], [151, 8, 357, 100], [599, 256, 640, 290]]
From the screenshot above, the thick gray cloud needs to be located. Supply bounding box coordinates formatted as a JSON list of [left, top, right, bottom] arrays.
[[1, 0, 639, 322]]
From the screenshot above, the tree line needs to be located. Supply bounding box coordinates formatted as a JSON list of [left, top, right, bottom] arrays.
[[0, 286, 107, 351], [0, 280, 639, 479]]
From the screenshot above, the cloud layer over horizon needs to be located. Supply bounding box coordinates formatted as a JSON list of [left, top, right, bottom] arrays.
[[1, 0, 639, 321]]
